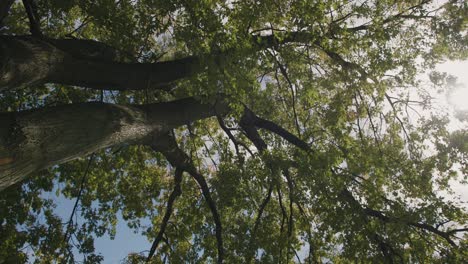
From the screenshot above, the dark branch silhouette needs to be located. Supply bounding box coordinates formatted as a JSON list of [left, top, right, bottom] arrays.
[[240, 107, 311, 152], [22, 0, 42, 36], [151, 133, 224, 263], [146, 168, 183, 262], [245, 183, 273, 262], [340, 189, 465, 247], [64, 153, 95, 260]]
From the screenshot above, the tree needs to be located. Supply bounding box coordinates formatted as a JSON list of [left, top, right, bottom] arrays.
[[0, 0, 467, 263]]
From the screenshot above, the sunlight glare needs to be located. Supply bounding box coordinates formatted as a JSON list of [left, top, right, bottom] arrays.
[[448, 86, 468, 111]]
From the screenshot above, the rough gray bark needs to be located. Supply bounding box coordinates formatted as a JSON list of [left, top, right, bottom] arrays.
[[0, 97, 227, 190], [0, 36, 66, 91], [0, 36, 200, 92]]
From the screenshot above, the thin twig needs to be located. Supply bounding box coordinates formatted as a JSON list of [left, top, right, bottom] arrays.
[[63, 153, 95, 259]]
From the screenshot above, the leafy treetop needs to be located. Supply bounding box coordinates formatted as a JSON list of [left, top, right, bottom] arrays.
[[0, 0, 467, 263]]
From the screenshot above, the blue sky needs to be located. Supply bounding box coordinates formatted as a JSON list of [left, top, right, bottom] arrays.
[[43, 190, 151, 263]]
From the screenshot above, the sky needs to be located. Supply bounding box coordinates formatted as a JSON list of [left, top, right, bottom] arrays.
[[438, 60, 468, 112], [39, 188, 150, 263], [434, 60, 468, 206]]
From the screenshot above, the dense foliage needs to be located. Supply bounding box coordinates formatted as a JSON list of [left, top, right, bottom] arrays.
[[0, 0, 467, 263]]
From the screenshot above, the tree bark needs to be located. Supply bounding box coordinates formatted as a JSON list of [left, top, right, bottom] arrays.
[[0, 97, 227, 190], [0, 32, 321, 93], [0, 36, 201, 92], [0, 36, 65, 92]]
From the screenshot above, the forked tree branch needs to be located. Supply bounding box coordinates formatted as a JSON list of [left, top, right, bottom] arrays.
[[151, 132, 224, 263], [240, 107, 311, 152], [146, 168, 183, 262]]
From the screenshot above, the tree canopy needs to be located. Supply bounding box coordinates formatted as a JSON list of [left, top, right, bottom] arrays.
[[0, 0, 467, 263]]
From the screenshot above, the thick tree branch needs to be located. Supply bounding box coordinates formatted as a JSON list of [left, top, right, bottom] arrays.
[[22, 0, 42, 36], [1, 26, 366, 93], [255, 115, 310, 152], [146, 168, 183, 262], [239, 109, 268, 151], [0, 36, 201, 92], [0, 98, 227, 190], [48, 38, 120, 62], [240, 107, 311, 152]]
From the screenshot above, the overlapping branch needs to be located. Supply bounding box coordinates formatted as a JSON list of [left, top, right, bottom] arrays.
[[339, 189, 466, 247], [239, 108, 301, 263], [146, 168, 183, 262], [238, 104, 467, 256], [245, 183, 273, 263], [151, 133, 224, 263], [240, 107, 310, 152]]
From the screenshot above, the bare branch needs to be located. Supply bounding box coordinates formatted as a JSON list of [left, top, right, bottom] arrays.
[[190, 169, 224, 264], [385, 93, 411, 143], [448, 228, 468, 234], [277, 184, 288, 261], [267, 50, 302, 136], [284, 169, 295, 261]]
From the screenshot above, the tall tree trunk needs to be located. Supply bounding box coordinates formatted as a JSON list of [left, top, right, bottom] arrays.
[[0, 97, 227, 190], [0, 36, 201, 92]]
